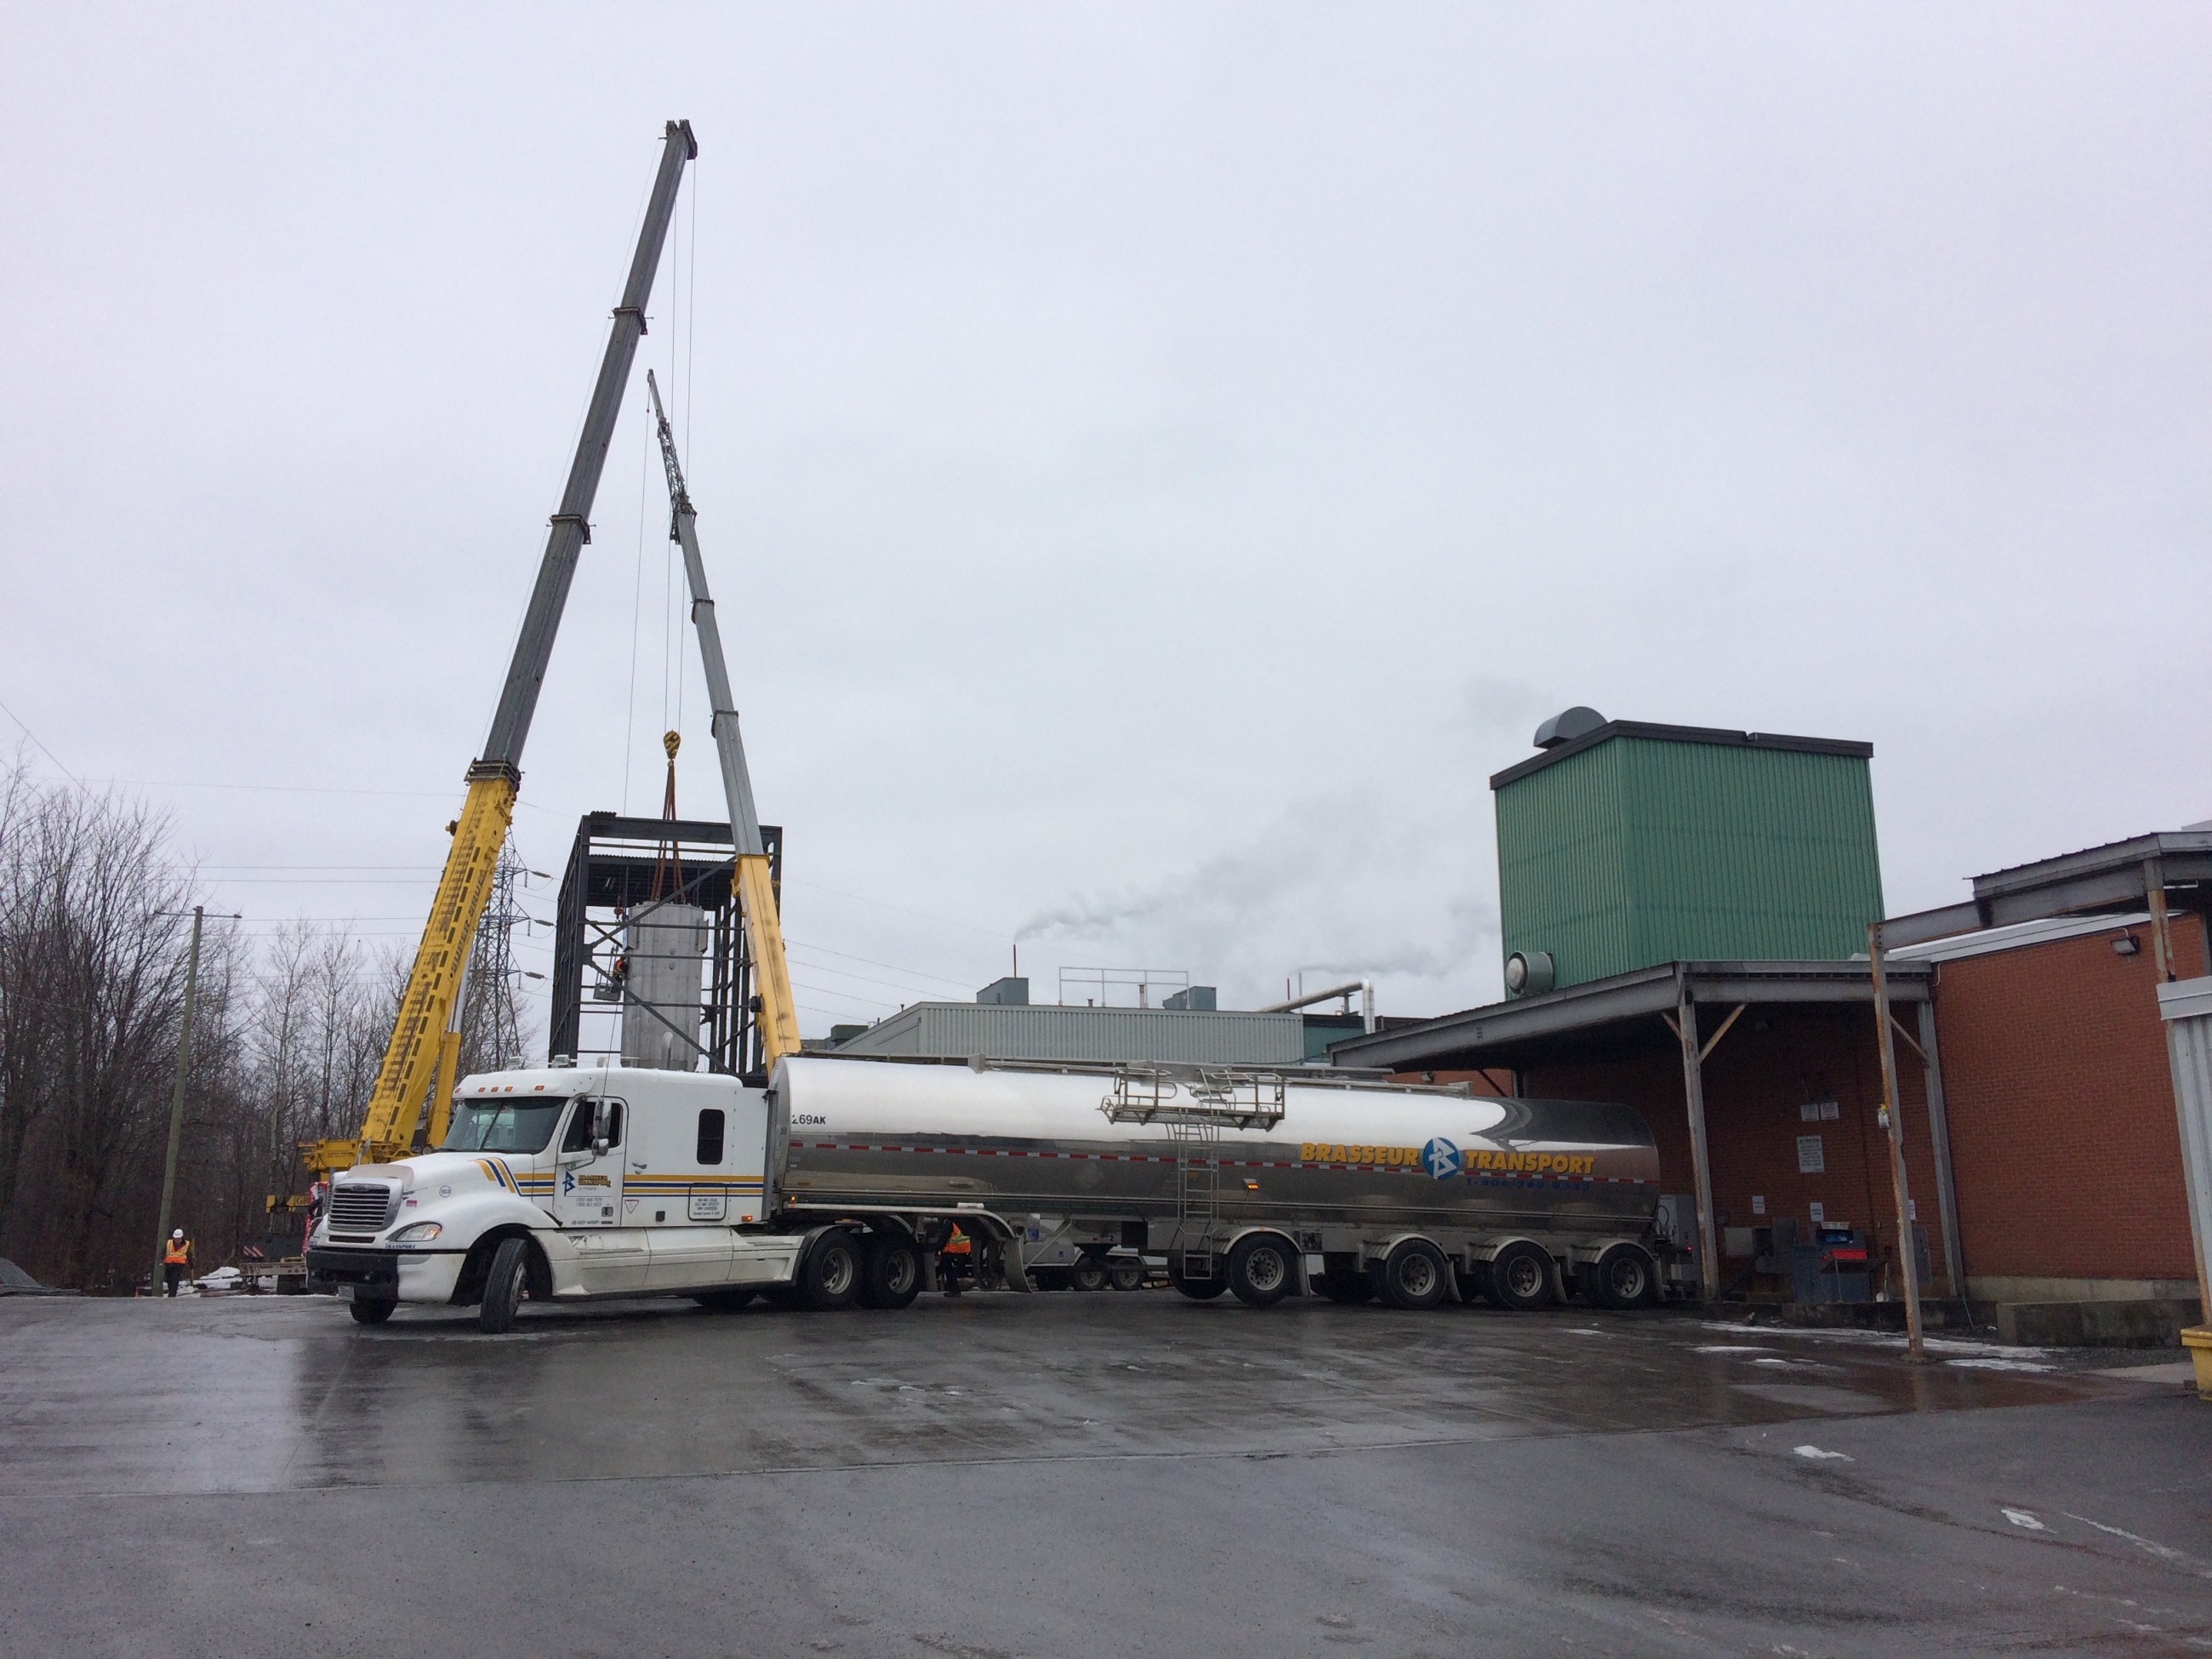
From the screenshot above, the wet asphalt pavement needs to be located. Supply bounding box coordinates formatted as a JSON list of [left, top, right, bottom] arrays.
[[2, 1291, 2208, 1657]]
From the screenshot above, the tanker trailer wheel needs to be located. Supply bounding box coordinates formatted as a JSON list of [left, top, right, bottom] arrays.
[[1314, 1269, 1373, 1305], [1226, 1234, 1295, 1308], [478, 1236, 531, 1333], [1584, 1243, 1658, 1310], [1168, 1257, 1228, 1301], [1489, 1240, 1557, 1312], [858, 1235, 922, 1310], [347, 1296, 396, 1325], [1374, 1240, 1451, 1311], [1070, 1258, 1109, 1293], [796, 1229, 862, 1311], [1108, 1261, 1143, 1291]]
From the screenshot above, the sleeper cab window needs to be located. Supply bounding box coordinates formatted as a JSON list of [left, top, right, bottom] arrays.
[[697, 1107, 725, 1166]]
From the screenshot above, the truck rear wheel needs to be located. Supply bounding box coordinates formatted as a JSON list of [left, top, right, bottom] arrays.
[[859, 1236, 921, 1309], [1227, 1234, 1295, 1308], [348, 1296, 396, 1325], [797, 1229, 861, 1311], [1583, 1243, 1658, 1310], [1109, 1261, 1143, 1291], [1070, 1258, 1109, 1292], [478, 1236, 530, 1333], [1375, 1240, 1451, 1310], [1490, 1240, 1556, 1312]]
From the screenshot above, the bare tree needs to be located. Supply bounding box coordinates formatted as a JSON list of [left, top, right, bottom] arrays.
[[3, 784, 193, 1286]]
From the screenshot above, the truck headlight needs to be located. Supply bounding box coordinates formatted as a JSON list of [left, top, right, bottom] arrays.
[[391, 1222, 442, 1243]]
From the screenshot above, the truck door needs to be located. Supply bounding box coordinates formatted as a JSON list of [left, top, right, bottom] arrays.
[[555, 1097, 626, 1228]]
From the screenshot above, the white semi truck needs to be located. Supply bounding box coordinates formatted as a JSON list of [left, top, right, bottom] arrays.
[[305, 1052, 1679, 1331]]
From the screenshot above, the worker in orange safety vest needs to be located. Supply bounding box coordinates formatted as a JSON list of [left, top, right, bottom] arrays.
[[938, 1223, 972, 1297], [162, 1229, 192, 1297]]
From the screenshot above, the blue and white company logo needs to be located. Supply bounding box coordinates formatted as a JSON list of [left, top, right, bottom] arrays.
[[1422, 1137, 1461, 1180]]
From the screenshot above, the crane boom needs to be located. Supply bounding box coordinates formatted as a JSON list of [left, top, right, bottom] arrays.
[[309, 119, 698, 1177], [644, 369, 801, 1071]]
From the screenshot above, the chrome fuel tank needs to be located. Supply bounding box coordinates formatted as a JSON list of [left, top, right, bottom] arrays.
[[772, 1054, 1658, 1234]]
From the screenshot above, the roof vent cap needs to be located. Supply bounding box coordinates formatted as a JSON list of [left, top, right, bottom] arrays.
[[1532, 706, 1607, 750]]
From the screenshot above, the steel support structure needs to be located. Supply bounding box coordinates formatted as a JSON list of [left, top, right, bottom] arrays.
[[548, 812, 782, 1083]]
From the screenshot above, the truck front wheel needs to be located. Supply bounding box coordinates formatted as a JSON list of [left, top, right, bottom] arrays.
[[797, 1229, 861, 1311], [348, 1296, 396, 1325], [478, 1237, 531, 1333]]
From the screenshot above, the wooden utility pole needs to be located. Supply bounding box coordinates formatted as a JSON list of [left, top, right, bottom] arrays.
[[152, 906, 205, 1298], [1868, 921, 1925, 1360], [1672, 972, 1720, 1303]]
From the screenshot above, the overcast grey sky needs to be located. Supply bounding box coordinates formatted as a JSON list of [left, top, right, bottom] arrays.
[[2, 5, 2205, 1037]]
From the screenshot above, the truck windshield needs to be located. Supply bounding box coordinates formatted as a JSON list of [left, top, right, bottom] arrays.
[[442, 1098, 565, 1154]]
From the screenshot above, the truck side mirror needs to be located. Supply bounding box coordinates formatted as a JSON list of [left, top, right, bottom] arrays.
[[591, 1097, 611, 1155]]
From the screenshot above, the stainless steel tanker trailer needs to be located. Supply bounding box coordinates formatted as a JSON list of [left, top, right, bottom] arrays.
[[307, 1051, 1681, 1331]]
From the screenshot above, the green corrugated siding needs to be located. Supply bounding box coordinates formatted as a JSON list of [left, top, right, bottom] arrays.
[[1496, 737, 1883, 988], [1496, 740, 1630, 991]]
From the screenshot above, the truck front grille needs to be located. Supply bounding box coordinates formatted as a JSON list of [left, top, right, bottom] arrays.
[[328, 1183, 397, 1234]]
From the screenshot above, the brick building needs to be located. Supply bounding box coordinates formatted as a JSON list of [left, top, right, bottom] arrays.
[[1328, 706, 2212, 1343], [1888, 910, 2209, 1342]]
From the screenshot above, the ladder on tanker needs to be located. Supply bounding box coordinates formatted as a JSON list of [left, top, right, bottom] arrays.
[[1101, 1068, 1286, 1264]]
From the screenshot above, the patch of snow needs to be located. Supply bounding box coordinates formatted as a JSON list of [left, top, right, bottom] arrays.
[[1793, 1445, 1851, 1461]]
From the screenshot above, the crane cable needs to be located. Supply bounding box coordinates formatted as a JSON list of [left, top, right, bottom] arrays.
[[621, 414, 649, 815]]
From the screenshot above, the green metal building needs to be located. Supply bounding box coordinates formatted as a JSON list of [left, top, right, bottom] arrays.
[[1491, 708, 1883, 993]]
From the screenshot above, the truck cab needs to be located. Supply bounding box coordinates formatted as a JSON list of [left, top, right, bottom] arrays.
[[305, 1065, 801, 1329]]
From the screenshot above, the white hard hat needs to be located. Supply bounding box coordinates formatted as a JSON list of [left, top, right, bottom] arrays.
[[172, 1229, 184, 1239]]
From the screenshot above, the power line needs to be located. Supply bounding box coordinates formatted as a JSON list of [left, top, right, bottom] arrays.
[[0, 698, 88, 792], [779, 876, 1012, 941], [784, 936, 978, 990]]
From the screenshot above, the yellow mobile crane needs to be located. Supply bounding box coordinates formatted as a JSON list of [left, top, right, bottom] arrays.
[[307, 117, 794, 1179]]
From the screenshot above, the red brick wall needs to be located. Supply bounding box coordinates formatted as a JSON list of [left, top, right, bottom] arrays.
[[1931, 915, 2205, 1284]]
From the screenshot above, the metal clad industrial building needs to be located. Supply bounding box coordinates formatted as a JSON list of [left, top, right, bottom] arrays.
[[1492, 720, 1883, 990], [831, 1002, 1308, 1065]]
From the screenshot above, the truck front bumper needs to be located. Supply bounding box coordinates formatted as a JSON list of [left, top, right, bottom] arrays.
[[306, 1246, 465, 1304]]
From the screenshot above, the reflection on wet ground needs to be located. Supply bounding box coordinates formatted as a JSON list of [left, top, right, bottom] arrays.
[[0, 1291, 2152, 1497], [4, 1292, 2209, 1657]]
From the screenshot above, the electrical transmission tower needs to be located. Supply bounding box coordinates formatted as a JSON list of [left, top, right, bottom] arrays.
[[460, 836, 527, 1073]]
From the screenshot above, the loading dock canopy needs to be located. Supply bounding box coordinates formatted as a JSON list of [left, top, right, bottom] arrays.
[[1882, 830, 2212, 949], [1327, 960, 1949, 1305], [1328, 960, 1930, 1075]]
